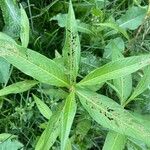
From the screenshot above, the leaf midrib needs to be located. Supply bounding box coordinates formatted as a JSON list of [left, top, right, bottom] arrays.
[[77, 90, 149, 137], [4, 49, 69, 87], [78, 60, 149, 85]]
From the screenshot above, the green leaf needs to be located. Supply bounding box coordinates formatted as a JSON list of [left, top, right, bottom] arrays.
[[110, 38, 132, 103], [20, 4, 29, 48], [126, 66, 150, 105], [0, 133, 16, 141], [0, 39, 69, 87], [102, 132, 126, 150], [117, 6, 147, 30], [0, 133, 23, 150], [35, 104, 62, 150], [62, 1, 81, 83], [38, 88, 68, 100], [61, 91, 76, 150], [0, 0, 21, 38], [76, 88, 150, 146], [0, 32, 17, 43], [0, 32, 16, 84], [33, 94, 52, 120], [0, 80, 38, 97], [77, 55, 150, 87], [0, 58, 10, 84], [96, 22, 129, 39], [0, 139, 23, 150], [51, 13, 93, 34]]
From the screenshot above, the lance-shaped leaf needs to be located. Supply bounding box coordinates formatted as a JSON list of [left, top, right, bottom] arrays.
[[126, 65, 150, 105], [77, 55, 150, 87], [111, 38, 132, 104], [117, 6, 147, 30], [20, 4, 29, 48], [96, 23, 129, 39], [61, 91, 76, 150], [76, 88, 150, 146], [0, 39, 69, 87], [35, 105, 62, 150], [62, 1, 81, 83], [33, 94, 52, 120], [0, 80, 38, 97], [0, 0, 21, 38], [102, 131, 126, 150]]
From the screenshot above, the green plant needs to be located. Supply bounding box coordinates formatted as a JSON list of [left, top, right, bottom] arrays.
[[0, 1, 150, 150]]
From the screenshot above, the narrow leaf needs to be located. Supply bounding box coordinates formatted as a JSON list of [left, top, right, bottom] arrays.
[[76, 88, 150, 146], [78, 55, 150, 86], [20, 4, 29, 48], [0, 32, 16, 84], [33, 94, 52, 120], [35, 104, 62, 150], [102, 132, 126, 150], [62, 1, 81, 83], [111, 38, 132, 103], [61, 91, 76, 150], [96, 22, 129, 39], [0, 80, 38, 97], [126, 66, 150, 104], [0, 38, 69, 87], [0, 0, 21, 38], [117, 6, 147, 30]]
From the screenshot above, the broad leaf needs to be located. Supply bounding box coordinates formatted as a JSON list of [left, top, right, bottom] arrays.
[[126, 66, 150, 105], [0, 80, 38, 97], [117, 6, 147, 30], [0, 133, 23, 150], [0, 0, 21, 38], [0, 39, 69, 87], [61, 91, 76, 150], [33, 94, 52, 120], [76, 88, 150, 146], [35, 104, 62, 150], [0, 133, 16, 141], [102, 131, 126, 150], [20, 4, 29, 48], [77, 55, 150, 86], [62, 1, 81, 83]]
